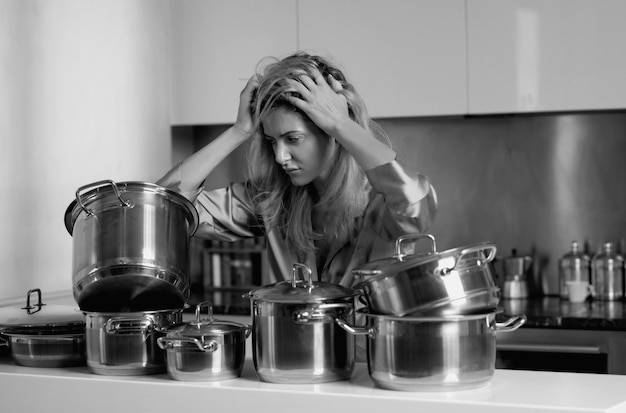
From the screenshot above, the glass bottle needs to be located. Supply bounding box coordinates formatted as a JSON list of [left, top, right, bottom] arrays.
[[591, 242, 624, 301], [558, 241, 590, 299]]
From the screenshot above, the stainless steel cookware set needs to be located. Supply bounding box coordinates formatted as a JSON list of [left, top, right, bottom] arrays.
[[61, 180, 202, 377], [342, 233, 526, 391], [2, 179, 525, 390]]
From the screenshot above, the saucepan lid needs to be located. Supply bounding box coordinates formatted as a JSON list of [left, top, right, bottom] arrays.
[[249, 263, 358, 303], [0, 289, 85, 335]]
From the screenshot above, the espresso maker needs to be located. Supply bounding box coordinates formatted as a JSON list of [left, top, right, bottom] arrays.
[[500, 249, 533, 299]]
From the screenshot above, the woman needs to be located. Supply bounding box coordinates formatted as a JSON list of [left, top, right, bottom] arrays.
[[157, 52, 437, 286]]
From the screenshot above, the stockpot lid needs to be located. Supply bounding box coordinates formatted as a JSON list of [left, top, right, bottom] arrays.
[[165, 302, 249, 338], [0, 289, 85, 335], [63, 180, 199, 237], [249, 263, 358, 303], [352, 234, 497, 282]]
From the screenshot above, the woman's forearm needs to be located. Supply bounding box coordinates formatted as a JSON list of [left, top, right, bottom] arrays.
[[331, 119, 396, 171], [159, 125, 250, 193]]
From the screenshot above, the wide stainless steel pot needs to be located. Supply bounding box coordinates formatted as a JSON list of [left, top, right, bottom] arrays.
[[64, 180, 199, 312], [158, 302, 251, 381], [338, 309, 526, 391], [249, 263, 358, 384], [84, 307, 183, 375], [0, 289, 86, 368], [353, 234, 499, 316]]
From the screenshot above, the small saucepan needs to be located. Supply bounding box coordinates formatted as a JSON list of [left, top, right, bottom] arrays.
[[158, 302, 251, 381], [353, 234, 499, 316], [0, 289, 86, 367]]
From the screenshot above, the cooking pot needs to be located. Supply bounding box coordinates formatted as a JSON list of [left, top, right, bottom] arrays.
[[249, 263, 358, 384], [158, 302, 251, 381], [337, 309, 526, 391], [84, 307, 183, 375], [0, 289, 85, 367], [64, 180, 199, 312], [353, 234, 499, 316]]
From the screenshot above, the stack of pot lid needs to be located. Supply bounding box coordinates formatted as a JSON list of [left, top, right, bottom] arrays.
[[353, 233, 500, 317], [0, 289, 85, 336]]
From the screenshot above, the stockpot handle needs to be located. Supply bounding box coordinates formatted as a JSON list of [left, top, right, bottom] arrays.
[[105, 315, 155, 335], [157, 336, 218, 352], [335, 318, 376, 338], [291, 263, 314, 289], [293, 303, 353, 323], [75, 179, 133, 216], [395, 233, 437, 260], [436, 243, 497, 276], [495, 314, 527, 333]]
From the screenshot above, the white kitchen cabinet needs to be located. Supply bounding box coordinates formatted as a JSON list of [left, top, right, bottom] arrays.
[[297, 0, 467, 118], [467, 0, 626, 114], [170, 0, 298, 125]]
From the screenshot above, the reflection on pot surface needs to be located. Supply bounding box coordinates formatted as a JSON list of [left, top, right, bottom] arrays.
[[338, 309, 526, 391], [84, 308, 183, 376]]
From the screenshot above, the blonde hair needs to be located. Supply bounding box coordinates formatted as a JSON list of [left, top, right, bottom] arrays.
[[246, 52, 390, 259]]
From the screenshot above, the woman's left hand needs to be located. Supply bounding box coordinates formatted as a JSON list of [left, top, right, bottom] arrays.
[[286, 69, 351, 136]]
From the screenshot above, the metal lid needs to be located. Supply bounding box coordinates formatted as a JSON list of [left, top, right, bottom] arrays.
[[0, 289, 85, 335], [164, 302, 248, 338], [249, 263, 357, 303], [352, 234, 497, 281]]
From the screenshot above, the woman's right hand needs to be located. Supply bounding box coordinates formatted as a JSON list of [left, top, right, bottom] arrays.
[[233, 75, 259, 137]]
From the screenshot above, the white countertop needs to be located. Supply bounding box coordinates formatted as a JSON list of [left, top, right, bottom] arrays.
[[1, 356, 626, 413], [2, 293, 626, 412]]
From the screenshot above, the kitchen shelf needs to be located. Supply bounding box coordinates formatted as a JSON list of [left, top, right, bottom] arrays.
[[188, 236, 268, 314]]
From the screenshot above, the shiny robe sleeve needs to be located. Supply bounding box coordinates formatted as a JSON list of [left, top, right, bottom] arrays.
[[156, 163, 263, 241], [364, 160, 437, 237]]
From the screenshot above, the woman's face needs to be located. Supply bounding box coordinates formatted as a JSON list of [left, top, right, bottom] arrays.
[[262, 107, 337, 190]]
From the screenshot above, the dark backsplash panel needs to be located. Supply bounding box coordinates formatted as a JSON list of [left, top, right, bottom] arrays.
[[178, 111, 626, 296]]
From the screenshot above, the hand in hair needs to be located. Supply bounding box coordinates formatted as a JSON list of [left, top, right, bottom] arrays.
[[233, 75, 259, 138], [285, 68, 351, 137]]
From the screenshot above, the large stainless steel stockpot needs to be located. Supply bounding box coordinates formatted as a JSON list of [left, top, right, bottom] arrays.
[[353, 234, 499, 316], [0, 289, 86, 368], [158, 302, 251, 382], [64, 180, 199, 312], [338, 309, 526, 391], [249, 263, 359, 384], [84, 307, 183, 375]]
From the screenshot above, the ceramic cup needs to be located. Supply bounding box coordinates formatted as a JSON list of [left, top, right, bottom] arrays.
[[567, 280, 594, 303]]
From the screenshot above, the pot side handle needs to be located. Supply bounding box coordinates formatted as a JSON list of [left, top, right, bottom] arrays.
[[335, 318, 376, 338], [157, 336, 218, 352], [76, 179, 133, 216], [495, 314, 527, 333]]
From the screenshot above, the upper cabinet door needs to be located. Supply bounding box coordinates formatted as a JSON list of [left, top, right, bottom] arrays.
[[467, 0, 626, 114], [170, 0, 298, 125], [298, 0, 467, 118]]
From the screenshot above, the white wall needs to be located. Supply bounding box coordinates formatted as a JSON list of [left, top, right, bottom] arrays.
[[0, 0, 173, 301]]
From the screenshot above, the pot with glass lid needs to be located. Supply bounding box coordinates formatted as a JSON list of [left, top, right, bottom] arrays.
[[248, 263, 359, 384]]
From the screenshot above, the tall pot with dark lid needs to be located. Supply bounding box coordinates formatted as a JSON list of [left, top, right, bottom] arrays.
[[353, 234, 500, 316], [0, 289, 86, 367], [249, 263, 358, 384], [64, 180, 199, 312]]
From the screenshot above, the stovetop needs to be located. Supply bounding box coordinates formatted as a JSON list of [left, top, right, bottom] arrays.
[[500, 296, 626, 331]]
